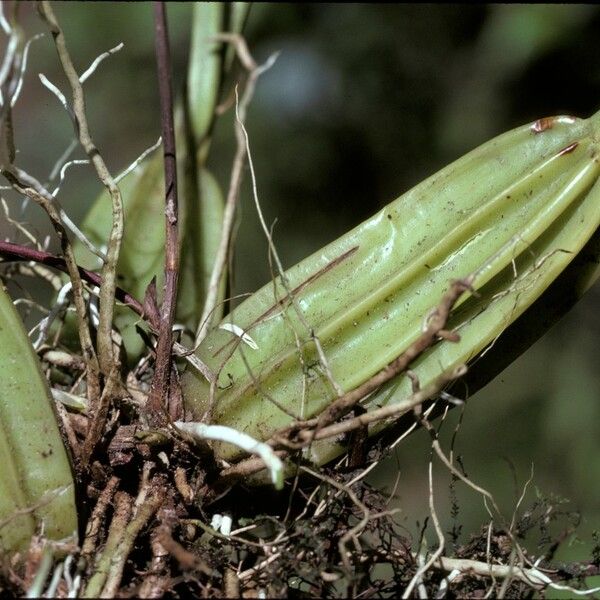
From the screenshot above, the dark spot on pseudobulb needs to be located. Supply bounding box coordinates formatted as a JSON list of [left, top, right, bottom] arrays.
[[558, 142, 579, 156]]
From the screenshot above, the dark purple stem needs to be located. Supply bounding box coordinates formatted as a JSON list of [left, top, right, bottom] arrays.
[[147, 1, 180, 424], [0, 239, 156, 328]]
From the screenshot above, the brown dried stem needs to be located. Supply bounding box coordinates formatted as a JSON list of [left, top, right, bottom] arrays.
[[300, 466, 372, 575], [81, 363, 121, 465], [37, 0, 124, 376], [146, 1, 180, 426], [80, 476, 121, 562], [155, 525, 211, 576], [100, 486, 164, 597], [82, 491, 133, 598], [83, 474, 165, 598], [195, 34, 266, 346], [297, 364, 467, 445]]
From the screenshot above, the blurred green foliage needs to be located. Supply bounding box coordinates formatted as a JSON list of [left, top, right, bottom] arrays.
[[5, 2, 600, 578]]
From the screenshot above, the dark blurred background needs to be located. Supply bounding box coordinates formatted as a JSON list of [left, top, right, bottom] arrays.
[[5, 3, 600, 580]]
